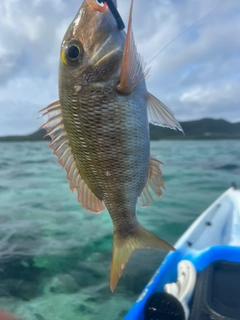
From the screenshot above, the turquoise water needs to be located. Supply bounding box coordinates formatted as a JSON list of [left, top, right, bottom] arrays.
[[0, 140, 239, 320]]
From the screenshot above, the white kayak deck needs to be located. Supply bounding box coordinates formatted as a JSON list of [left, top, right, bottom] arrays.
[[175, 187, 240, 253]]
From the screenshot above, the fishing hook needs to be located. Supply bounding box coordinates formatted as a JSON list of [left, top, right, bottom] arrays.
[[98, 0, 125, 30]]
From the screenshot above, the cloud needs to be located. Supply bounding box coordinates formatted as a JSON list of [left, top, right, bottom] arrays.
[[0, 0, 239, 135]]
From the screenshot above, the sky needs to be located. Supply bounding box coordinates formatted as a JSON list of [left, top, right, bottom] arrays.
[[0, 0, 239, 136]]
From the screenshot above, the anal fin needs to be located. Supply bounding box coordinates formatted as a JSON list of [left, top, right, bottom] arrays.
[[39, 101, 105, 213], [138, 157, 165, 207]]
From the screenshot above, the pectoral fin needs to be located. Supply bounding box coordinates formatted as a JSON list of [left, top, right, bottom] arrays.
[[147, 92, 183, 132], [39, 101, 105, 213], [116, 0, 148, 95]]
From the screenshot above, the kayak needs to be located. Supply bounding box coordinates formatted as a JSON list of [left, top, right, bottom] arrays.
[[125, 186, 240, 320]]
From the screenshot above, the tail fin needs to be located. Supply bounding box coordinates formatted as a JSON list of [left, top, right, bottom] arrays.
[[110, 224, 175, 292]]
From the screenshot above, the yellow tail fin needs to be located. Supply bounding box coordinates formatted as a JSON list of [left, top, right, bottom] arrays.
[[110, 224, 175, 292]]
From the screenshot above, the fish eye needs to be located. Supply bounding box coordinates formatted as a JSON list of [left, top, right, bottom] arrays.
[[89, 0, 107, 12], [95, 0, 104, 7], [62, 39, 83, 66], [67, 45, 80, 60]]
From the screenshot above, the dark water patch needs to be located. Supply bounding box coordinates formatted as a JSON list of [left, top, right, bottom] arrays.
[[144, 221, 188, 247], [96, 285, 115, 299], [20, 159, 51, 165], [0, 185, 9, 192], [35, 314, 46, 320], [0, 215, 11, 224], [0, 279, 38, 301], [0, 251, 105, 302], [33, 254, 79, 275], [0, 258, 43, 300], [0, 161, 11, 169], [70, 265, 105, 289], [0, 258, 37, 278], [85, 296, 97, 303], [118, 309, 129, 319], [215, 163, 240, 172], [81, 234, 112, 259], [30, 202, 49, 209], [7, 171, 36, 179], [32, 245, 107, 276], [161, 174, 173, 182], [76, 303, 95, 316]]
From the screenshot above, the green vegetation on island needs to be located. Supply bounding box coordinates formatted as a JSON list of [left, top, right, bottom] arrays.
[[150, 118, 240, 140], [0, 129, 51, 142], [0, 119, 240, 142]]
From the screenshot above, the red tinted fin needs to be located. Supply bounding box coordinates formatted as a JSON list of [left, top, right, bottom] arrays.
[[116, 0, 147, 95], [39, 101, 105, 213], [138, 157, 165, 207]]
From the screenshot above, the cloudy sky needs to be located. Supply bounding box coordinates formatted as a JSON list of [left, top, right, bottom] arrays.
[[0, 0, 239, 135]]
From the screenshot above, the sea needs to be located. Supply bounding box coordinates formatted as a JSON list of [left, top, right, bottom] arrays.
[[0, 140, 239, 320]]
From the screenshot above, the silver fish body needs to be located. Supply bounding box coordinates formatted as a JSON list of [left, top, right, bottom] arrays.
[[60, 79, 149, 231]]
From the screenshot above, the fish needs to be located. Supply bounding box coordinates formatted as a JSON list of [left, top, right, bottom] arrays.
[[39, 0, 183, 292]]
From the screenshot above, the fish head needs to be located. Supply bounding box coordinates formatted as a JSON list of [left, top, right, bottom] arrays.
[[59, 0, 125, 87]]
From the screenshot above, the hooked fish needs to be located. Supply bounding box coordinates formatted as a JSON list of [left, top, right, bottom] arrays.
[[40, 0, 182, 291]]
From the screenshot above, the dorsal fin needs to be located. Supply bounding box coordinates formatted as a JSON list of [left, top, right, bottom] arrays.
[[39, 101, 105, 213], [116, 0, 147, 95], [138, 157, 165, 207]]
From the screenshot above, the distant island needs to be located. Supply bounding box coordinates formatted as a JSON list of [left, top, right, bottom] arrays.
[[150, 118, 240, 140], [0, 118, 240, 142]]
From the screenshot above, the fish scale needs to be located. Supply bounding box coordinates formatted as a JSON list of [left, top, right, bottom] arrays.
[[60, 81, 149, 204]]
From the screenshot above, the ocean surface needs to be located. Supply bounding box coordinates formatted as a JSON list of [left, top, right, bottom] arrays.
[[0, 140, 239, 320]]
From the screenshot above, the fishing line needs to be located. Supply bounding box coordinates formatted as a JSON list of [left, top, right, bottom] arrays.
[[99, 0, 125, 29], [148, 0, 227, 65]]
